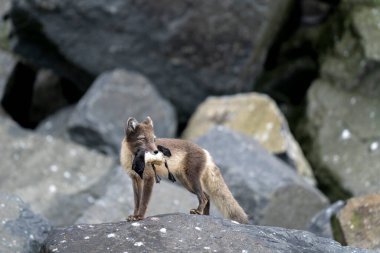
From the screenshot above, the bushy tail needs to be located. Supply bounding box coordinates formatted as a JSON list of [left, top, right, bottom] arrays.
[[203, 165, 248, 224]]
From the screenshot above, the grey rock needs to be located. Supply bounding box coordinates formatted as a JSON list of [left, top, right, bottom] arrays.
[[302, 2, 380, 199], [0, 49, 16, 101], [29, 69, 70, 126], [307, 200, 345, 238], [0, 193, 51, 253], [9, 0, 293, 122], [36, 105, 74, 140], [67, 69, 177, 155], [195, 127, 328, 229], [0, 117, 115, 226], [41, 213, 372, 253]]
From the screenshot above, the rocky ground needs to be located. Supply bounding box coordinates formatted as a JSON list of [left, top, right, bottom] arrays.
[[1, 0, 380, 252]]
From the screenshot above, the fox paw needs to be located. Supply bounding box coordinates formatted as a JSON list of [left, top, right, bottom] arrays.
[[190, 209, 202, 215], [127, 215, 144, 221]]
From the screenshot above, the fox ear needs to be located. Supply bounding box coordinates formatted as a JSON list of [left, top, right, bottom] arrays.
[[126, 117, 138, 135], [142, 116, 153, 127]]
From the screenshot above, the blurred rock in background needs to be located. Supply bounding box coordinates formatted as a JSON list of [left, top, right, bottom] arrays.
[[67, 69, 177, 156], [195, 127, 328, 229], [183, 92, 316, 185], [8, 0, 293, 125], [336, 193, 380, 250]]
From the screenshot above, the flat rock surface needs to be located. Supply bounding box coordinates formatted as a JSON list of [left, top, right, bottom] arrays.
[[41, 213, 372, 253]]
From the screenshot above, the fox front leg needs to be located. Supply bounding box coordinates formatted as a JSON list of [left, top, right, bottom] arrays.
[[134, 174, 155, 220], [127, 176, 143, 221]]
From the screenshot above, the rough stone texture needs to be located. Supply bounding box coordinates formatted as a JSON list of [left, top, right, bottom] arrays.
[[337, 193, 380, 250], [76, 167, 214, 224], [195, 127, 328, 229], [0, 193, 51, 253], [0, 49, 16, 101], [8, 0, 293, 123], [36, 105, 74, 140], [307, 200, 345, 238], [302, 1, 380, 199], [183, 93, 316, 185], [0, 117, 115, 226], [41, 213, 372, 253], [68, 69, 177, 155]]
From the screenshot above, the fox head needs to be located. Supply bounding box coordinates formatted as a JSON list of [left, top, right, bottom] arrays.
[[125, 116, 159, 155]]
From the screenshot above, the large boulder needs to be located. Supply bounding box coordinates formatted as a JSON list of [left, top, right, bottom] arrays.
[[195, 127, 328, 229], [183, 92, 315, 185], [302, 1, 380, 200], [36, 105, 74, 140], [0, 49, 17, 101], [0, 193, 51, 253], [67, 69, 177, 155], [0, 117, 115, 226], [8, 0, 293, 123], [41, 213, 371, 253], [337, 193, 380, 250]]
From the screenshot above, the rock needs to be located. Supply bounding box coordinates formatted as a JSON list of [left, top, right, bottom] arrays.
[[307, 200, 345, 238], [195, 127, 328, 229], [0, 49, 17, 101], [0, 0, 11, 50], [0, 117, 115, 226], [302, 1, 380, 199], [300, 0, 333, 25], [0, 193, 51, 253], [183, 93, 316, 185], [36, 105, 74, 140], [76, 166, 219, 224], [41, 213, 371, 253], [337, 193, 380, 250], [9, 0, 293, 123], [67, 69, 177, 155], [29, 69, 70, 126]]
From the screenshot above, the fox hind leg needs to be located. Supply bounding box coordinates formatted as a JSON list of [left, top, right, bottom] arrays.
[[189, 181, 209, 215]]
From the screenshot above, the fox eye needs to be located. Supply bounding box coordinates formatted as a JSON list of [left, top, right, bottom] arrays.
[[137, 135, 146, 141]]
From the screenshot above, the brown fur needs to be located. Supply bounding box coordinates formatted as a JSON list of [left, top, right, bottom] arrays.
[[120, 117, 248, 224]]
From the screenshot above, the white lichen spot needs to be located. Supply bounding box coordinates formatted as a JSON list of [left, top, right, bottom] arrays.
[[350, 97, 357, 105], [195, 227, 202, 231], [204, 247, 210, 250], [231, 220, 240, 225], [29, 234, 34, 240], [173, 199, 180, 206], [49, 185, 57, 193], [340, 129, 351, 140], [370, 142, 379, 151], [46, 135, 54, 143], [266, 122, 273, 130], [332, 155, 340, 163], [84, 236, 90, 240], [131, 222, 141, 227], [134, 242, 144, 247], [69, 149, 78, 157], [52, 248, 58, 252], [197, 237, 202, 240], [60, 240, 66, 244], [160, 228, 167, 233], [0, 203, 5, 208], [242, 250, 248, 253], [150, 217, 160, 221], [107, 233, 116, 238], [63, 171, 71, 179], [50, 164, 59, 172]]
